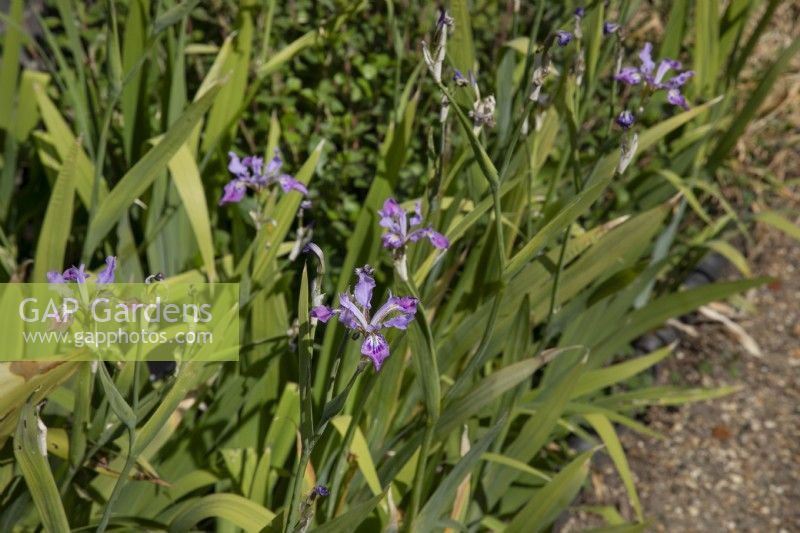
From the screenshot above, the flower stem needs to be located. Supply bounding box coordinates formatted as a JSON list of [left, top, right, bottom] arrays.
[[407, 419, 434, 530], [324, 371, 377, 520], [287, 360, 367, 531], [285, 449, 311, 533], [95, 426, 137, 533]]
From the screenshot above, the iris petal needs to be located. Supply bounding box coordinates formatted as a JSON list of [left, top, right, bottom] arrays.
[[227, 152, 248, 177], [361, 333, 390, 371], [338, 293, 370, 330], [354, 266, 376, 309], [667, 70, 694, 89], [639, 42, 655, 74], [381, 232, 405, 249], [615, 67, 642, 85], [63, 265, 89, 283], [426, 229, 450, 249], [97, 256, 117, 284], [310, 305, 336, 322], [278, 175, 308, 195], [265, 149, 282, 176], [219, 180, 247, 205], [409, 201, 423, 226], [666, 88, 689, 110]]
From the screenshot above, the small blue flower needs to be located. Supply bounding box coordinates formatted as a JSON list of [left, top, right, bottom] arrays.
[[555, 30, 573, 47], [311, 265, 418, 371], [603, 21, 620, 35], [615, 110, 635, 130], [313, 485, 329, 497], [574, 7, 585, 18]]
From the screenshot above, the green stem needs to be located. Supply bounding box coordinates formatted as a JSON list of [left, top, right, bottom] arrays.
[[95, 427, 137, 533], [324, 372, 377, 520], [407, 420, 434, 530], [285, 450, 311, 533], [543, 226, 571, 342], [398, 276, 440, 527], [287, 361, 367, 532]]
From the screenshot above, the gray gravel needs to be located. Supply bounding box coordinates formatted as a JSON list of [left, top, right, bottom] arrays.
[[560, 225, 800, 532]]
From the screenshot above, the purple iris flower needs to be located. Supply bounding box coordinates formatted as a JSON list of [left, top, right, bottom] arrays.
[[62, 264, 89, 283], [310, 265, 418, 371], [616, 110, 635, 129], [614, 42, 694, 109], [47, 256, 117, 284], [219, 149, 308, 205], [378, 198, 449, 251], [555, 30, 573, 47], [603, 21, 619, 35], [97, 256, 117, 284]]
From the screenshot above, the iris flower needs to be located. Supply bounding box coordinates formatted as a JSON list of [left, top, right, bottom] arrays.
[[47, 256, 116, 284], [220, 149, 307, 205], [311, 265, 418, 371], [614, 42, 694, 109], [555, 30, 573, 47], [379, 198, 449, 251]]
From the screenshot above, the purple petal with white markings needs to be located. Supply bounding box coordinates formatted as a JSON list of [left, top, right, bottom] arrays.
[[381, 232, 405, 249], [666, 88, 689, 110], [361, 333, 390, 371]]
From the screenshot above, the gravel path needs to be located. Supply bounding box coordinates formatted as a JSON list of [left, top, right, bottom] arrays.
[[561, 224, 800, 532]]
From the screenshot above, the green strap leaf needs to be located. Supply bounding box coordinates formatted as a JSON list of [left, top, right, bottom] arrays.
[[84, 83, 222, 255], [311, 493, 384, 533], [14, 400, 71, 532], [584, 413, 643, 522], [0, 0, 23, 131], [168, 493, 275, 533], [505, 450, 594, 533], [415, 418, 505, 531], [755, 211, 800, 242], [572, 345, 673, 399], [96, 363, 137, 429], [436, 349, 569, 438], [484, 357, 587, 504], [32, 138, 80, 282], [167, 144, 217, 280]]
